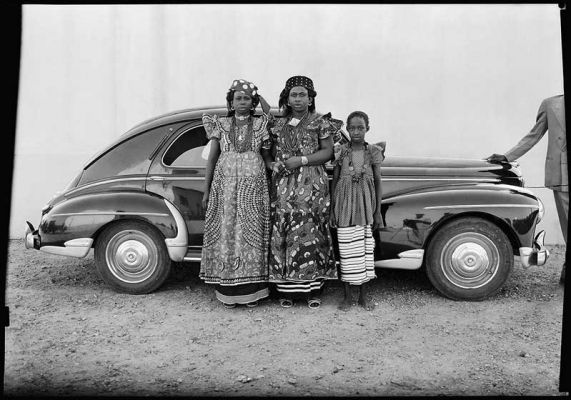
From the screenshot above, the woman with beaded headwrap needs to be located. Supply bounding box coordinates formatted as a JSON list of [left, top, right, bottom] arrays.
[[268, 75, 343, 308], [201, 79, 273, 308]]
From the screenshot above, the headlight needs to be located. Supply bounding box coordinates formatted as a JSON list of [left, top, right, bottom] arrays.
[[537, 197, 544, 223]]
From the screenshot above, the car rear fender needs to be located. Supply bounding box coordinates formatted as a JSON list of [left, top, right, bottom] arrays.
[[38, 191, 188, 261]]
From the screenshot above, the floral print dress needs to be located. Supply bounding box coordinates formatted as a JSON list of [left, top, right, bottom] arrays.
[[269, 112, 343, 297], [200, 113, 271, 304]]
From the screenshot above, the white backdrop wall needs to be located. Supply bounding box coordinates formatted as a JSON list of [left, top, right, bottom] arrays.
[[12, 4, 565, 243]]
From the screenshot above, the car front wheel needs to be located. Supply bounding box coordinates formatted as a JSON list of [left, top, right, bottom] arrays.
[[425, 217, 513, 301], [95, 221, 171, 294]]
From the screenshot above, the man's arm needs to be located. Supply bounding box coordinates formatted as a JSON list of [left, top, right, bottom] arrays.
[[486, 99, 549, 162]]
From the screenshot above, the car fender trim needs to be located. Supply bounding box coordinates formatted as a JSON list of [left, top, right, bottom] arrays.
[[424, 204, 539, 210], [163, 199, 188, 262], [41, 238, 94, 258], [375, 250, 424, 270]]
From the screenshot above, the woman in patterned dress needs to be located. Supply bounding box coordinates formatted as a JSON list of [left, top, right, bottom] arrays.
[[268, 75, 343, 309], [201, 79, 273, 308]]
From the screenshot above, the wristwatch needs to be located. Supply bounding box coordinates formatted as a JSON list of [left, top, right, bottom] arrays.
[[301, 156, 309, 166]]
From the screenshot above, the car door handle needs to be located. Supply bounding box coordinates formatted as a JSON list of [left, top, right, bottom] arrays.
[[148, 176, 166, 181]]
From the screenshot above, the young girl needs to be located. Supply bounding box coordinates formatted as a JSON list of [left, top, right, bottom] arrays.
[[330, 111, 383, 311]]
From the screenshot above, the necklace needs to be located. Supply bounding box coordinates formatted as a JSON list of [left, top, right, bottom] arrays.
[[281, 112, 309, 158], [235, 113, 249, 121], [230, 117, 253, 153], [347, 142, 369, 183]]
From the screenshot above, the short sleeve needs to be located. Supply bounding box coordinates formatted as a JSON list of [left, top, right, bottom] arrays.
[[255, 113, 272, 149], [202, 113, 221, 141], [333, 144, 349, 167], [307, 112, 344, 140], [369, 142, 386, 165]]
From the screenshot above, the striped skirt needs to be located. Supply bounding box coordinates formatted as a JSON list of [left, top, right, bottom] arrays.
[[338, 225, 376, 285], [214, 283, 269, 305], [275, 280, 325, 299]]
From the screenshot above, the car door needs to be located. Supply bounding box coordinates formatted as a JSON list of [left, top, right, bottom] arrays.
[[146, 121, 209, 260]]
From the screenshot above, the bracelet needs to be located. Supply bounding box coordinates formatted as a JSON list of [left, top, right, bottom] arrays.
[[301, 156, 309, 166]]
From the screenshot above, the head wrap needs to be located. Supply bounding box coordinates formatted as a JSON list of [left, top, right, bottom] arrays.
[[279, 75, 316, 99], [229, 79, 258, 97]]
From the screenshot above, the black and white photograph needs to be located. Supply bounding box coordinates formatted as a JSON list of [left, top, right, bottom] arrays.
[[4, 3, 569, 396]]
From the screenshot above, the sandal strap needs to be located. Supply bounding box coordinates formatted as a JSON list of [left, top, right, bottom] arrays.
[[280, 298, 293, 308]]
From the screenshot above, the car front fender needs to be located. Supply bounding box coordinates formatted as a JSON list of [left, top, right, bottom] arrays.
[[378, 183, 542, 261]]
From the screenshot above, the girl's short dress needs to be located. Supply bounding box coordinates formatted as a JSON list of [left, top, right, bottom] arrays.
[[333, 143, 384, 285]]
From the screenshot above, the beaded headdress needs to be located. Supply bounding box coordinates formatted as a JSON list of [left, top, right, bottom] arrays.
[[279, 75, 316, 98], [229, 79, 258, 97]]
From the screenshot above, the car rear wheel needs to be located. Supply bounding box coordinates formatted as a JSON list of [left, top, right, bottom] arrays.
[[95, 221, 171, 294], [425, 217, 513, 301]]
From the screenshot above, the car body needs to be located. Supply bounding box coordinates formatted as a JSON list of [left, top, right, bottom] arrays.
[[25, 106, 549, 300]]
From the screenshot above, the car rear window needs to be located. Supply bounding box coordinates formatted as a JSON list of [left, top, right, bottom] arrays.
[[80, 128, 167, 184]]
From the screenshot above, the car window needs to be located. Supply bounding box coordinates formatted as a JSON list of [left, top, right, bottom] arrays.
[[80, 127, 167, 184], [163, 125, 209, 168]]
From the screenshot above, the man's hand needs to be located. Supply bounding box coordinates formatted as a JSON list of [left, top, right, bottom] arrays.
[[485, 154, 508, 163]]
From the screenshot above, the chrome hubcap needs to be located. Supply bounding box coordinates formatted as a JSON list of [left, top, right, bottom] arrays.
[[441, 232, 499, 289], [105, 231, 158, 284]]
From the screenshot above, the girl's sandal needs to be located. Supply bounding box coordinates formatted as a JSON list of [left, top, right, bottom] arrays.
[[223, 303, 236, 309], [279, 298, 293, 308], [307, 298, 321, 309]]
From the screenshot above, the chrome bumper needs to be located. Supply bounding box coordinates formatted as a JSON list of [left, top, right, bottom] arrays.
[[24, 222, 93, 258], [24, 221, 40, 250], [519, 230, 550, 268]]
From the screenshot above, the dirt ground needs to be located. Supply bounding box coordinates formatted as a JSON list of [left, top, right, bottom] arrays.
[[3, 239, 568, 396]]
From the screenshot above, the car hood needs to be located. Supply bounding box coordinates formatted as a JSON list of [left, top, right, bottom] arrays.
[[380, 156, 521, 179]]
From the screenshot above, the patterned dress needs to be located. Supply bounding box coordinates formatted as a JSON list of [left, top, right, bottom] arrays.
[[333, 143, 384, 285], [200, 113, 271, 304], [269, 112, 342, 298]]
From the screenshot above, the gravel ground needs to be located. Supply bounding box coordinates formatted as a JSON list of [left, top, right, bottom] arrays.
[[3, 239, 567, 396]]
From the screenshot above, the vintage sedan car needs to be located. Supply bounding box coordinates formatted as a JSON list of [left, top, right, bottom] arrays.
[[24, 106, 549, 300]]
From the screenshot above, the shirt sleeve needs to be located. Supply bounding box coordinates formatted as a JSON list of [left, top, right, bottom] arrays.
[[257, 113, 272, 149], [333, 145, 349, 167], [369, 143, 385, 164], [307, 112, 344, 140], [202, 113, 221, 141]]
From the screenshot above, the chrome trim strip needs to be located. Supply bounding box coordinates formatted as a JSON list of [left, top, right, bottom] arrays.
[[382, 178, 500, 182], [398, 249, 424, 259], [382, 166, 506, 172], [148, 176, 204, 181], [424, 204, 539, 210], [183, 256, 202, 262], [163, 199, 188, 262], [41, 238, 93, 258], [66, 177, 146, 195], [375, 250, 424, 270], [51, 212, 170, 217], [478, 183, 536, 196], [375, 258, 423, 270]]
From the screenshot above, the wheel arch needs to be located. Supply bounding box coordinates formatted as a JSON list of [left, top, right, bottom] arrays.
[[92, 216, 166, 249], [423, 211, 520, 261]]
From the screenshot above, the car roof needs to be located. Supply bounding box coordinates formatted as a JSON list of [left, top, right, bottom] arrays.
[[83, 105, 282, 169]]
